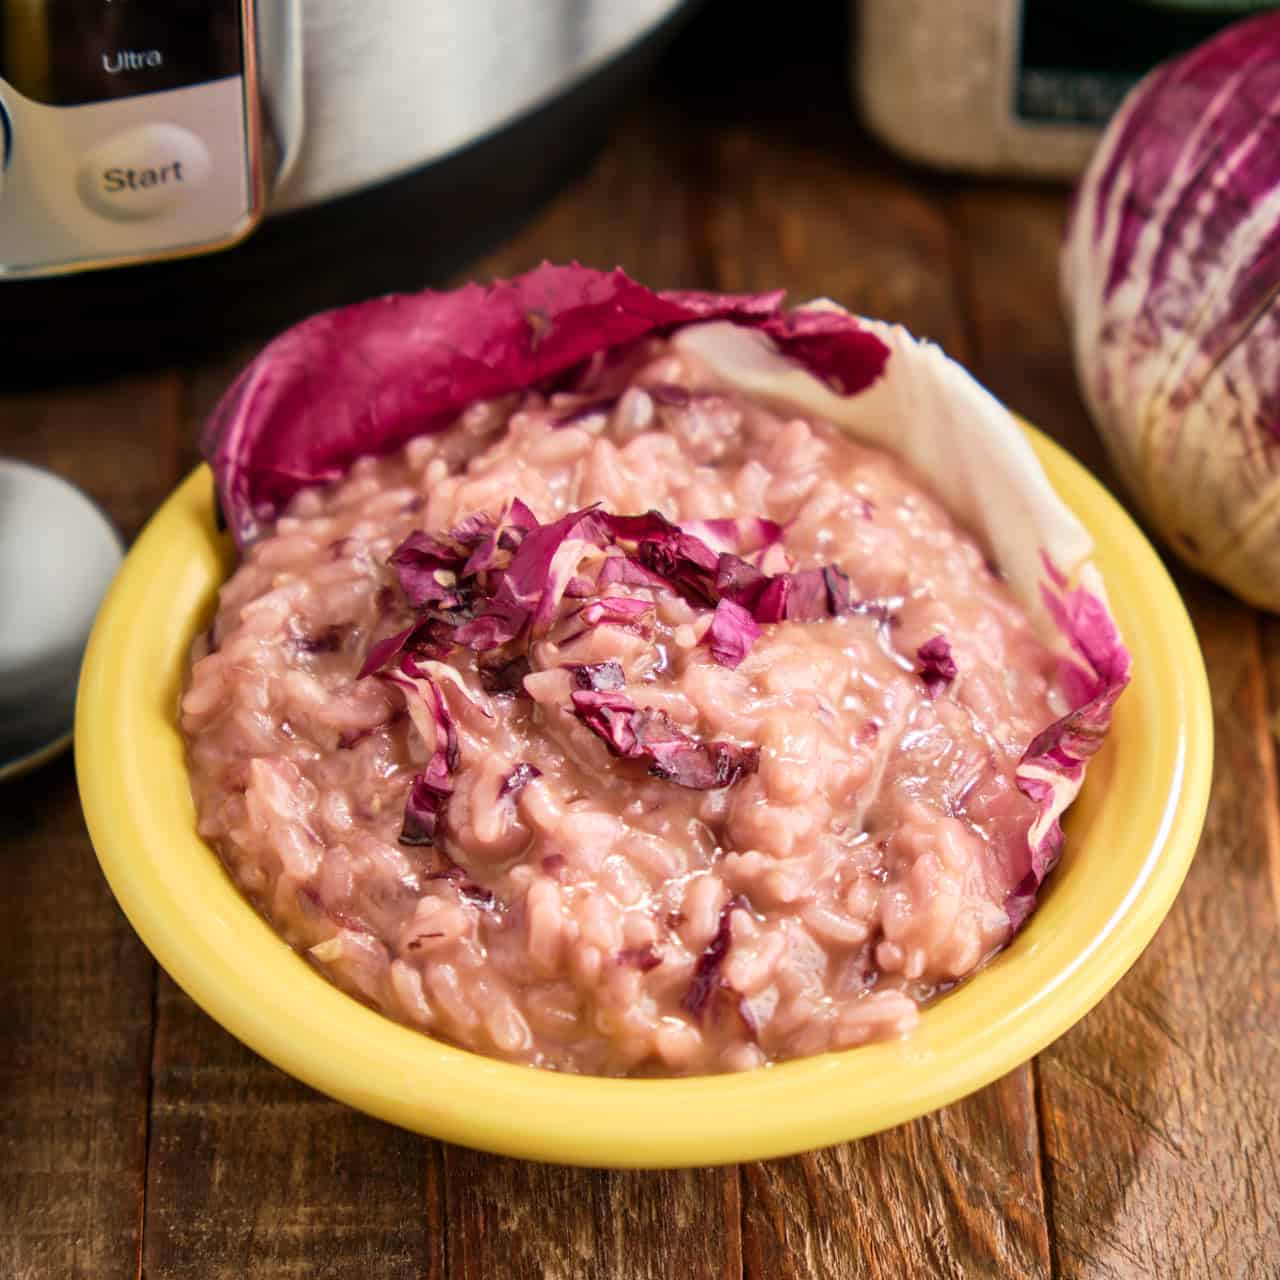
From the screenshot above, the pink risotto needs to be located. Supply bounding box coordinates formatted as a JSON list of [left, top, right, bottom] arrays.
[[182, 337, 1071, 1077]]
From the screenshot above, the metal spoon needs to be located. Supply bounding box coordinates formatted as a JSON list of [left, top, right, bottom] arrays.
[[0, 459, 124, 781]]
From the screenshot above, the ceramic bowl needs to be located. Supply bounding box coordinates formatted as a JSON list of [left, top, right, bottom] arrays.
[[76, 428, 1212, 1167]]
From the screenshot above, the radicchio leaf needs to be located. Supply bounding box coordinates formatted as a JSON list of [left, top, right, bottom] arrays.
[[451, 598, 530, 651], [569, 689, 640, 757], [703, 598, 761, 669], [916, 635, 958, 696], [358, 623, 418, 679], [1011, 563, 1131, 929], [783, 569, 828, 622], [400, 761, 451, 846], [570, 689, 760, 791], [567, 660, 626, 691], [597, 554, 671, 593], [388, 532, 467, 608], [204, 263, 889, 547], [633, 711, 760, 790], [576, 596, 655, 631], [680, 516, 784, 557], [385, 664, 459, 845], [499, 762, 542, 798], [715, 554, 769, 612], [682, 895, 748, 1020]]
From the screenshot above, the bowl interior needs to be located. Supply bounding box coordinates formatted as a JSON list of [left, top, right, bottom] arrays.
[[75, 427, 1212, 1167]]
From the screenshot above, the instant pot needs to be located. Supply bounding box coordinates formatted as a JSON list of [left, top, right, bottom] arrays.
[[0, 0, 696, 370]]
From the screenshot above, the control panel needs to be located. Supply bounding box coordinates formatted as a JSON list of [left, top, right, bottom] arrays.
[[0, 0, 263, 278]]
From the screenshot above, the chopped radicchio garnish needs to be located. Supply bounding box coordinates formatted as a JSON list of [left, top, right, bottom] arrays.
[[617, 944, 664, 971], [499, 761, 543, 798], [356, 493, 895, 844], [916, 635, 958, 696], [569, 689, 640, 756], [682, 895, 748, 1020], [399, 756, 451, 846], [384, 665, 458, 846], [457, 881, 499, 912], [567, 660, 626, 692], [576, 596, 655, 631], [569, 688, 759, 791]]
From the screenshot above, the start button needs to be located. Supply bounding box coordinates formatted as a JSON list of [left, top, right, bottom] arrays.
[[77, 123, 210, 221]]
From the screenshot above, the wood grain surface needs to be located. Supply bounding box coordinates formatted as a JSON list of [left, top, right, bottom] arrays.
[[3, 6, 1278, 1276]]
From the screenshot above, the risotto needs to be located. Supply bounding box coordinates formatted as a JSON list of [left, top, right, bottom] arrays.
[[183, 335, 1074, 1077]]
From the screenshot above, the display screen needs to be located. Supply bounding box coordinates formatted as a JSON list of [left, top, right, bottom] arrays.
[[0, 0, 244, 105], [1016, 0, 1278, 123]]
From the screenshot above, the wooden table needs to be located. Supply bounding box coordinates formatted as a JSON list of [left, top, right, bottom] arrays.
[[4, 13, 1278, 1277]]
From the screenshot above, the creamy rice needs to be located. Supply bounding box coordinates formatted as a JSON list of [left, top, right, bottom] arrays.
[[182, 338, 1067, 1077]]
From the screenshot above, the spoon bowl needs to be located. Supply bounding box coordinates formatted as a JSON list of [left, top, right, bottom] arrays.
[[0, 459, 123, 781]]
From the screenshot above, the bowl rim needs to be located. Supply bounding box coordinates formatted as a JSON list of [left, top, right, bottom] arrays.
[[75, 425, 1212, 1167]]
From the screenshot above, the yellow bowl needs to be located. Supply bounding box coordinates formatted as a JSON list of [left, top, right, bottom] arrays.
[[76, 427, 1212, 1167]]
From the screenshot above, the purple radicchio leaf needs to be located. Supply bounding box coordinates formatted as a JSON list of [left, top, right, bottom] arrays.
[[596, 553, 672, 593], [703, 598, 761, 668], [388, 531, 468, 608], [714, 554, 769, 612], [682, 895, 748, 1020], [460, 499, 535, 577], [385, 664, 460, 846], [783, 568, 828, 622], [576, 596, 655, 631], [567, 660, 626, 691], [499, 761, 542, 798], [569, 689, 759, 791], [358, 623, 418, 679], [203, 263, 889, 547], [569, 689, 640, 757], [1010, 561, 1132, 930], [632, 710, 760, 790], [681, 516, 784, 557], [480, 503, 607, 636], [399, 758, 451, 846], [916, 635, 958, 696], [450, 597, 530, 651]]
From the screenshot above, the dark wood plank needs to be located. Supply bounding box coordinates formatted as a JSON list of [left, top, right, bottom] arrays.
[[1258, 618, 1280, 917], [1036, 584, 1280, 1278], [742, 1070, 1049, 1280], [0, 759, 154, 1280], [695, 118, 1051, 1280], [445, 1150, 741, 1280], [142, 972, 440, 1280], [452, 100, 705, 292], [945, 186, 1116, 484], [0, 370, 182, 540], [0, 370, 181, 1279]]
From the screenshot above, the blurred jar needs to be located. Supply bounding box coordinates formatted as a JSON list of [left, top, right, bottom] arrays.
[[853, 0, 1277, 178]]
